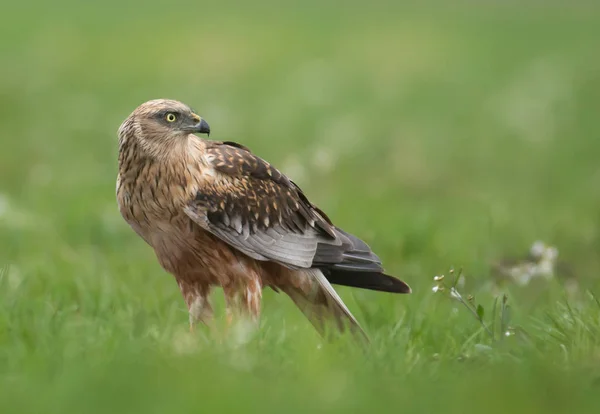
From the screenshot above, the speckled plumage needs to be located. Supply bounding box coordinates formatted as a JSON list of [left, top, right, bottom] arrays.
[[116, 99, 411, 341]]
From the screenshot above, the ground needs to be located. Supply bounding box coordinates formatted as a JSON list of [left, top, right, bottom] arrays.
[[1, 2, 600, 413]]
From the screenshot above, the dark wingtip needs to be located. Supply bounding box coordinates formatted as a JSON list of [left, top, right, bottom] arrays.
[[382, 274, 412, 294], [324, 269, 412, 294]]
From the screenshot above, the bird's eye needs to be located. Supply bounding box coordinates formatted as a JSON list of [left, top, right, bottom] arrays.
[[165, 113, 177, 122]]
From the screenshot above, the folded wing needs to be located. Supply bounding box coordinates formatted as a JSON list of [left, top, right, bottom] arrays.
[[183, 140, 410, 293]]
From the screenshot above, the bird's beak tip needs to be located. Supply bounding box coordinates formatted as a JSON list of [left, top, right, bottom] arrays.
[[194, 118, 210, 136]]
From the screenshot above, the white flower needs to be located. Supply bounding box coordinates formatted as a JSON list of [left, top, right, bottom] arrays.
[[530, 240, 546, 258]]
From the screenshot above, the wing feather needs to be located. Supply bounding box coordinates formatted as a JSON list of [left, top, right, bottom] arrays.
[[183, 141, 344, 269], [184, 141, 388, 276]]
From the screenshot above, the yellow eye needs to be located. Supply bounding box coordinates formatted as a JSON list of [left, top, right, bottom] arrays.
[[166, 113, 177, 122]]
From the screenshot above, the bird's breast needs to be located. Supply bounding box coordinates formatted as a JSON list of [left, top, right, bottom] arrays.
[[117, 159, 201, 237]]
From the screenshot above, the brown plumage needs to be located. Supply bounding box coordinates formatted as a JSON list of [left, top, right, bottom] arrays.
[[116, 99, 411, 342]]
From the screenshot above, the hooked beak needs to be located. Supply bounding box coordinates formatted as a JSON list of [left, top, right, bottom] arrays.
[[192, 118, 210, 136], [187, 116, 210, 136]]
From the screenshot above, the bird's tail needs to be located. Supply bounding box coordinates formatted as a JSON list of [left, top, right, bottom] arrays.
[[283, 268, 370, 344], [323, 269, 412, 293], [314, 227, 412, 294]]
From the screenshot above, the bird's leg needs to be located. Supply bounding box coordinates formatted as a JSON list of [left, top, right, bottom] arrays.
[[225, 306, 234, 327], [223, 279, 262, 335], [179, 281, 214, 333], [243, 280, 263, 324], [188, 294, 214, 332]]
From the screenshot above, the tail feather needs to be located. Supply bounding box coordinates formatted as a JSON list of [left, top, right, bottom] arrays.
[[284, 269, 370, 344], [315, 227, 412, 294], [324, 269, 412, 294]]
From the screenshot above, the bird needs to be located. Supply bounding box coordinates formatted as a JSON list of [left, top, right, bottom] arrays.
[[116, 99, 411, 342]]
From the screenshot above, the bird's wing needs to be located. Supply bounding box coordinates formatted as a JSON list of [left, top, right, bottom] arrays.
[[183, 140, 343, 269], [183, 140, 411, 294]]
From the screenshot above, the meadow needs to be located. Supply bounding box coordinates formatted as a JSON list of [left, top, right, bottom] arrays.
[[1, 1, 600, 412]]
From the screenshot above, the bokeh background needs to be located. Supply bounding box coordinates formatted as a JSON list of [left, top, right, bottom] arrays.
[[2, 1, 600, 413]]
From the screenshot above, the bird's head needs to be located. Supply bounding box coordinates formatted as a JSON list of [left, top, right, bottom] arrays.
[[118, 99, 210, 157]]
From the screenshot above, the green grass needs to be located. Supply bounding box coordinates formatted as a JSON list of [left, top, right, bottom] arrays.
[[2, 1, 600, 412]]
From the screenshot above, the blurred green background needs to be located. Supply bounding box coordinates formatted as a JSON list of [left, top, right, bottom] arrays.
[[2, 1, 600, 413]]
